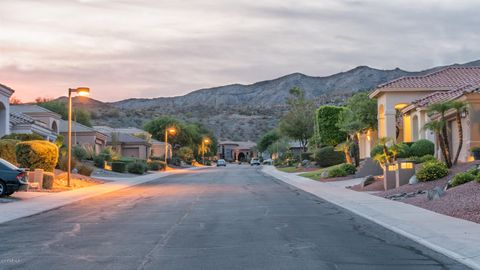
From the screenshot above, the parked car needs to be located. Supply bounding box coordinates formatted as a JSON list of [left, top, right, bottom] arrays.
[[0, 158, 28, 197], [250, 158, 261, 166], [216, 159, 227, 167], [263, 159, 273, 165]]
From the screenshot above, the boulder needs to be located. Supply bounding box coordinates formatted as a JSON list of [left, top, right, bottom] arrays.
[[360, 175, 375, 188], [426, 186, 445, 201], [320, 170, 329, 178], [408, 175, 418, 185]]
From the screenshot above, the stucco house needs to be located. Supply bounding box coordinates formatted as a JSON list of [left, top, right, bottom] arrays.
[[218, 141, 257, 162], [94, 126, 170, 159], [9, 104, 61, 141], [0, 84, 14, 138], [365, 66, 480, 163], [108, 132, 151, 160], [59, 120, 107, 154]]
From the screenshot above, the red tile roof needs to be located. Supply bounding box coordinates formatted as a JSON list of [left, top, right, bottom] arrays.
[[378, 67, 480, 89], [412, 83, 480, 108]]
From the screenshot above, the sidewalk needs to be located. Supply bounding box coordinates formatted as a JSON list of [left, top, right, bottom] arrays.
[[0, 168, 202, 225], [262, 166, 480, 270]]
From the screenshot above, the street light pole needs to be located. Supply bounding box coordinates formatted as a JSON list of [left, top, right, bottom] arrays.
[[67, 87, 90, 187], [164, 129, 168, 164], [201, 138, 210, 165]]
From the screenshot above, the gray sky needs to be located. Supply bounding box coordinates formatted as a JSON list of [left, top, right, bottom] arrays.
[[1, 0, 479, 102]]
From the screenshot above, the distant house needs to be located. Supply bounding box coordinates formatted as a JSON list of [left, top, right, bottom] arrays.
[[94, 126, 171, 159], [108, 132, 151, 160], [58, 120, 107, 154], [0, 83, 14, 137], [218, 141, 257, 162], [9, 104, 61, 141]]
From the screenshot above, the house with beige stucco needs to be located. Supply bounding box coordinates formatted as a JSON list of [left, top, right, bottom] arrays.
[[363, 66, 480, 163], [0, 84, 14, 138]]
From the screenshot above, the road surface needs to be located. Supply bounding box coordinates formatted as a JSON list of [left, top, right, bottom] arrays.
[[0, 166, 469, 269]]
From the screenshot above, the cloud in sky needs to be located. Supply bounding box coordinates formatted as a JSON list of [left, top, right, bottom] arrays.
[[1, 0, 480, 102]]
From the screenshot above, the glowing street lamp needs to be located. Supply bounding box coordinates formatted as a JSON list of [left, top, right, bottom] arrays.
[[164, 127, 176, 164], [67, 87, 90, 187], [202, 138, 210, 165]]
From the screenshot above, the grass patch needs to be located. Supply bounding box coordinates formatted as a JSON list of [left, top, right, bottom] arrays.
[[277, 167, 299, 173], [298, 164, 342, 180]]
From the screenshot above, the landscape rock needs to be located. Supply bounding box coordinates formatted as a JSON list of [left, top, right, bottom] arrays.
[[408, 175, 418, 185], [426, 187, 445, 201], [360, 175, 375, 188], [320, 171, 329, 178]]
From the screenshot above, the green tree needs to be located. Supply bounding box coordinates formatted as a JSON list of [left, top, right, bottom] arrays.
[[278, 87, 315, 151], [337, 93, 377, 166], [257, 130, 280, 153]]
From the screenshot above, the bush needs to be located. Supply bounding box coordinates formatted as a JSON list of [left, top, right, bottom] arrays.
[[147, 161, 166, 171], [408, 154, 436, 164], [72, 145, 88, 161], [77, 164, 94, 176], [178, 146, 194, 163], [0, 139, 19, 164], [316, 106, 347, 146], [2, 133, 43, 141], [315, 146, 345, 167], [416, 160, 449, 182], [94, 155, 105, 168], [397, 143, 411, 158], [370, 145, 384, 158], [99, 147, 118, 162], [111, 162, 126, 173], [300, 152, 312, 161], [127, 162, 147, 174], [450, 172, 475, 187], [15, 140, 59, 172], [328, 167, 348, 178], [340, 163, 356, 175], [58, 154, 77, 172], [410, 139, 435, 157], [42, 172, 55, 189]]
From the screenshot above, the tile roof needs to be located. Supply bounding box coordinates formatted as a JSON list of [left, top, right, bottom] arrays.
[[9, 112, 35, 125], [411, 83, 480, 108], [59, 119, 96, 133], [10, 104, 62, 118], [378, 67, 480, 89], [108, 132, 150, 144]]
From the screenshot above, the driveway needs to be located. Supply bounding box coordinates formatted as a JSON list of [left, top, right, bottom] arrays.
[[0, 165, 468, 269]]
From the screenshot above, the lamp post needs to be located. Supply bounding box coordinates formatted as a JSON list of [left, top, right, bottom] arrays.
[[164, 127, 176, 164], [67, 87, 90, 187], [202, 138, 210, 165]]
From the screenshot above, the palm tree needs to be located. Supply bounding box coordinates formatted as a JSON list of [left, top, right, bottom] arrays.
[[377, 137, 394, 163], [449, 101, 467, 165], [428, 102, 452, 164], [424, 120, 452, 168], [335, 141, 353, 164]]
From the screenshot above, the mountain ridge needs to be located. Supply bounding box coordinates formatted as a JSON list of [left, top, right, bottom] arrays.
[[74, 59, 480, 141]]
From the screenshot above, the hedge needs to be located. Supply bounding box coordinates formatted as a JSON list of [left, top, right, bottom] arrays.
[[316, 106, 347, 146], [111, 162, 126, 173], [339, 163, 356, 175], [0, 139, 19, 164], [410, 139, 435, 157], [147, 161, 166, 171], [15, 140, 59, 172], [328, 167, 348, 177], [127, 162, 147, 174], [397, 143, 411, 158], [315, 146, 345, 167]]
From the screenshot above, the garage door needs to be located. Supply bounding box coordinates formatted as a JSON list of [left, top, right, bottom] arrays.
[[122, 147, 140, 158]]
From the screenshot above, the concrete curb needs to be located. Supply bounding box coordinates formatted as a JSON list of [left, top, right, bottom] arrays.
[[262, 166, 480, 270], [0, 167, 204, 225]]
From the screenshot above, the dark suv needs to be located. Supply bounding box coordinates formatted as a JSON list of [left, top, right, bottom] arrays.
[[0, 158, 28, 196]]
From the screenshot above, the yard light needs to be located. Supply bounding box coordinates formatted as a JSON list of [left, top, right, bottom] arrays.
[[67, 87, 90, 187], [164, 127, 176, 164]]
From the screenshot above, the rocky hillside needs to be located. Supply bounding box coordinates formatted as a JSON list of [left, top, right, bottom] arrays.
[[80, 60, 480, 141]]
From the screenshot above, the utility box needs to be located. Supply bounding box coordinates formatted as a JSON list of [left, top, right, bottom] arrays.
[[384, 163, 397, 190], [396, 161, 415, 188]]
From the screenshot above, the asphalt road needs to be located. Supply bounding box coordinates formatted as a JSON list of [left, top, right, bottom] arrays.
[[0, 166, 469, 270]]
